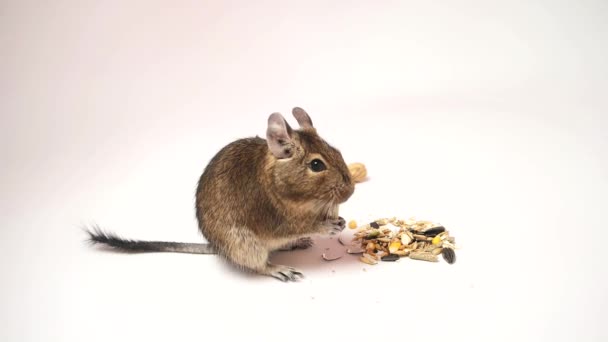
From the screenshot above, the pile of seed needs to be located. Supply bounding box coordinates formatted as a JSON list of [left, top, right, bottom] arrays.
[[344, 218, 457, 265]]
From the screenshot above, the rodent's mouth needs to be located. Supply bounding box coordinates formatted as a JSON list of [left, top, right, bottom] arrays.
[[329, 183, 355, 204]]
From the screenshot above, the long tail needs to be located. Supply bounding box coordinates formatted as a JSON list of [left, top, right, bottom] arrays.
[[84, 226, 216, 254]]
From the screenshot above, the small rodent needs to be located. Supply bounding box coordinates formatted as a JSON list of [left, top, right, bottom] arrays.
[[86, 107, 355, 281]]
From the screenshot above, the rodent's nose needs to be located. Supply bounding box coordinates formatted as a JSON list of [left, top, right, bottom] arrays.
[[340, 180, 355, 203], [342, 170, 352, 185]]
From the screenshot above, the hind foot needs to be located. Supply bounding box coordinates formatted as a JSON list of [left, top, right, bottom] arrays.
[[264, 263, 304, 282]]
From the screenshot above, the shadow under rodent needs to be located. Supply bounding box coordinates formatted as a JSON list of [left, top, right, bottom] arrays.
[[85, 107, 356, 282]]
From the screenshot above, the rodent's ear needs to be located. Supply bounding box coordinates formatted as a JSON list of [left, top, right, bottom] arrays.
[[292, 107, 314, 130], [266, 113, 294, 159]]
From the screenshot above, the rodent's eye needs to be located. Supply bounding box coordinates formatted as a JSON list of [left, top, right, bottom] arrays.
[[309, 159, 327, 172]]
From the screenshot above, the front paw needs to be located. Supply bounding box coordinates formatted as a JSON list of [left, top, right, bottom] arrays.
[[323, 216, 346, 235], [335, 216, 346, 229], [279, 237, 314, 251]]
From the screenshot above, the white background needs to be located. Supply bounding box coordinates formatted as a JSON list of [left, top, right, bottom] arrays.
[[1, 1, 607, 341]]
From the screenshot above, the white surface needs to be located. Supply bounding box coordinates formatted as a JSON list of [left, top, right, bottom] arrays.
[[1, 1, 607, 341]]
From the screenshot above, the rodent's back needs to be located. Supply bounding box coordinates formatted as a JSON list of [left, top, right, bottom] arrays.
[[195, 137, 281, 243]]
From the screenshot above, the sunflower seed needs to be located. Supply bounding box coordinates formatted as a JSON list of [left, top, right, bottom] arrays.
[[423, 226, 446, 236], [442, 247, 456, 264], [381, 254, 400, 262]]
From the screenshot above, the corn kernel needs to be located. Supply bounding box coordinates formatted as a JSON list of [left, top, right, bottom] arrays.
[[389, 241, 402, 253]]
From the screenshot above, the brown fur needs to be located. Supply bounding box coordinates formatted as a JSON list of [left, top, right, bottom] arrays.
[[195, 108, 354, 281]]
